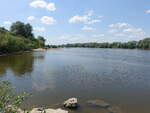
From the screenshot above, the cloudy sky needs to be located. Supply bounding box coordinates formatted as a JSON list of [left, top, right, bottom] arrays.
[[0, 0, 150, 44]]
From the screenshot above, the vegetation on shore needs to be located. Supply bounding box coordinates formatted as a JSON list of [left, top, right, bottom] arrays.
[[0, 81, 29, 113], [58, 38, 150, 49], [0, 21, 46, 54], [0, 21, 150, 53]]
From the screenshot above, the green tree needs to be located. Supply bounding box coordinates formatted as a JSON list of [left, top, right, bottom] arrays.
[[10, 21, 34, 38], [0, 27, 8, 32], [37, 36, 46, 47]]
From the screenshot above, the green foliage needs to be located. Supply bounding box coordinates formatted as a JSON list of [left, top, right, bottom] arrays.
[[10, 21, 34, 38], [0, 27, 9, 32], [137, 38, 150, 49], [59, 38, 150, 49], [37, 36, 46, 47], [0, 22, 46, 54], [0, 31, 32, 53], [0, 81, 29, 113]]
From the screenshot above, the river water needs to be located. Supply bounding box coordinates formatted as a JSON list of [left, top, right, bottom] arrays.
[[0, 48, 150, 113]]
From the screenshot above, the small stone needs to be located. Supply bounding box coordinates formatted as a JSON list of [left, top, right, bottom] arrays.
[[30, 108, 68, 113], [45, 108, 68, 113], [30, 108, 45, 113], [63, 98, 78, 108]]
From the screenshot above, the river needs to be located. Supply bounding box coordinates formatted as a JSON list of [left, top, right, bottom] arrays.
[[0, 48, 150, 113]]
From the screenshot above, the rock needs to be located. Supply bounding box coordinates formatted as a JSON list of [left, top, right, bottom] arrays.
[[30, 108, 44, 113], [17, 108, 24, 113], [87, 99, 110, 108], [30, 108, 68, 113], [5, 105, 24, 113], [45, 108, 68, 113], [63, 98, 78, 108]]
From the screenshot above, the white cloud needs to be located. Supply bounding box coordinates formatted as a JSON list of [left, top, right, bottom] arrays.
[[49, 34, 105, 45], [69, 10, 101, 24], [69, 15, 89, 23], [87, 19, 101, 24], [48, 27, 147, 45], [30, 0, 56, 11], [145, 9, 150, 14], [92, 34, 105, 38], [123, 28, 143, 33], [40, 16, 56, 24], [33, 27, 46, 31], [109, 22, 130, 28], [81, 25, 94, 31], [27, 16, 35, 21], [122, 27, 146, 40], [30, 0, 47, 8], [48, 22, 148, 45], [109, 29, 118, 33], [46, 3, 56, 11], [107, 22, 148, 42], [3, 21, 12, 25]]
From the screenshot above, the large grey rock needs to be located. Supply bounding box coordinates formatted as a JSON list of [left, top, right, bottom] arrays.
[[63, 98, 78, 108], [87, 99, 110, 108], [30, 108, 68, 113]]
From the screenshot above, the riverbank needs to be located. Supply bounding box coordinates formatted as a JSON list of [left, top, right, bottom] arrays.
[[0, 50, 31, 56], [33, 48, 61, 51], [12, 98, 123, 113], [32, 48, 46, 52], [0, 48, 61, 56], [17, 98, 123, 113]]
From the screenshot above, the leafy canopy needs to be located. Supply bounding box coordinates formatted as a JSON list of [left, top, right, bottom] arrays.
[[10, 21, 34, 38]]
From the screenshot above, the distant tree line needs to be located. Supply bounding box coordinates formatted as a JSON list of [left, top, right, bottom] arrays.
[[0, 21, 46, 54], [1, 21, 150, 54], [58, 38, 150, 49]]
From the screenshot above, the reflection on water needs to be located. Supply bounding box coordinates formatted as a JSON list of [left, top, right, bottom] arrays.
[[0, 53, 34, 76], [0, 52, 44, 76], [0, 48, 150, 113]]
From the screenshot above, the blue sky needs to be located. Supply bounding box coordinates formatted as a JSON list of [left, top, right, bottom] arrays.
[[0, 0, 150, 44]]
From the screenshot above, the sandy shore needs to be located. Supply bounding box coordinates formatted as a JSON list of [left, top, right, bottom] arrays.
[[33, 48, 61, 51], [32, 48, 46, 51]]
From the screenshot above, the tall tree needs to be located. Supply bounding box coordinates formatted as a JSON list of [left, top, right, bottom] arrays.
[[37, 36, 46, 47], [10, 21, 34, 38]]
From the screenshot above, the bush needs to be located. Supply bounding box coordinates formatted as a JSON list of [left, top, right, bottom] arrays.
[[0, 81, 29, 113], [0, 26, 46, 54]]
